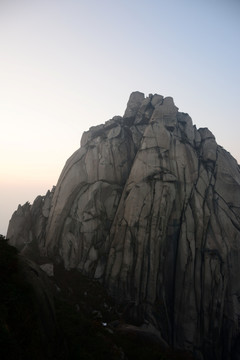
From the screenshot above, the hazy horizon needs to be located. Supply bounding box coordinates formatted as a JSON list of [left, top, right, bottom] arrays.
[[1, 0, 240, 235]]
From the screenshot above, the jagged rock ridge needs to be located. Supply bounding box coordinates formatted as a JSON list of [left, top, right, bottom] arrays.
[[7, 92, 240, 360]]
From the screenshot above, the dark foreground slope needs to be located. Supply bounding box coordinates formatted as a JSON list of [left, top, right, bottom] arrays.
[[0, 235, 195, 360], [0, 235, 64, 360], [7, 92, 240, 359]]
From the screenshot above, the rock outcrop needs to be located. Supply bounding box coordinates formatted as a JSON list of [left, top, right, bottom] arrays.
[[7, 92, 240, 360], [7, 187, 55, 261]]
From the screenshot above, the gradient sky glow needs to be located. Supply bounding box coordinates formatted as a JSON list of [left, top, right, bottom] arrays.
[[1, 0, 240, 235]]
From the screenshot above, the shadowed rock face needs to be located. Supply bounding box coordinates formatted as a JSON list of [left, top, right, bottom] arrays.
[[7, 92, 240, 360]]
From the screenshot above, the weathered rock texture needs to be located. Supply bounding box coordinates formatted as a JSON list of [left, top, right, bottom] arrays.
[[7, 92, 240, 360]]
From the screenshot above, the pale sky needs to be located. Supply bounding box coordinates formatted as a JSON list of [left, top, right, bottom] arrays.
[[0, 0, 240, 235]]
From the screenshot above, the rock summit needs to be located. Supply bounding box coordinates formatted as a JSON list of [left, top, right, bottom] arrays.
[[7, 92, 240, 360]]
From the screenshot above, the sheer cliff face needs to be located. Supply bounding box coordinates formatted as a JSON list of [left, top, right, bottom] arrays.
[[7, 92, 240, 359]]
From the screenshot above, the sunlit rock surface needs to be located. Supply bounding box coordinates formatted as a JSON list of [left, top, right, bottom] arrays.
[[7, 92, 240, 360]]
